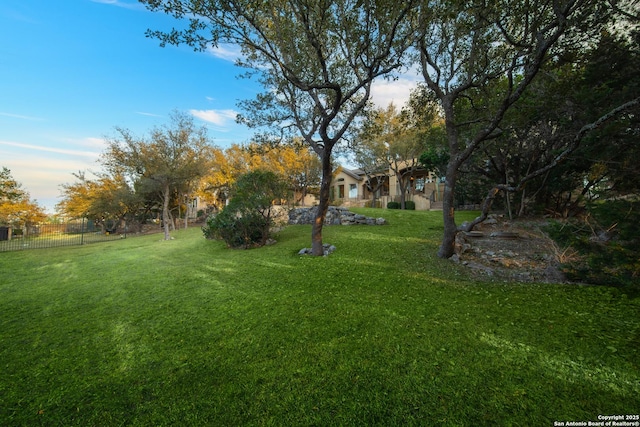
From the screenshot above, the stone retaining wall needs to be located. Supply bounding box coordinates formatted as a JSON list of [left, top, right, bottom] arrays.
[[288, 206, 386, 226]]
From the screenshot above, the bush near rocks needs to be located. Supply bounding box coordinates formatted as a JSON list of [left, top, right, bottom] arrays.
[[203, 170, 290, 248], [387, 201, 415, 210]]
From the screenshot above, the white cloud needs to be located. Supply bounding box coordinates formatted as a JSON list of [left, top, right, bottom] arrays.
[[0, 140, 101, 158], [0, 112, 44, 121], [207, 44, 243, 63], [370, 73, 421, 109], [189, 109, 238, 127], [135, 111, 164, 118], [0, 150, 104, 212], [59, 137, 108, 152], [90, 0, 143, 10]]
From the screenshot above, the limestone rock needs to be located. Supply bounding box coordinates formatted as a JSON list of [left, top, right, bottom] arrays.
[[298, 244, 337, 256], [288, 206, 386, 226]]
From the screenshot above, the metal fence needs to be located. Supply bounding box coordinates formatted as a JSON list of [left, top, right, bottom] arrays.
[[0, 219, 126, 252]]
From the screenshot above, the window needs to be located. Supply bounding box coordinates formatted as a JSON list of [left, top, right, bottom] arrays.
[[349, 184, 357, 198]]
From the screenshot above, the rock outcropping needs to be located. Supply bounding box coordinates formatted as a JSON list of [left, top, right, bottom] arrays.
[[288, 206, 386, 226]]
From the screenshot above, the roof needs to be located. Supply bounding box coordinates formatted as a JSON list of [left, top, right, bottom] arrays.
[[339, 167, 365, 181]]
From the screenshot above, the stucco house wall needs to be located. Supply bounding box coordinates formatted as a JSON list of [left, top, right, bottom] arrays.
[[334, 164, 444, 210]]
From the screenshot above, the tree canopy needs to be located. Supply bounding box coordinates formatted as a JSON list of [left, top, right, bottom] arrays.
[[102, 112, 211, 240], [414, 0, 638, 258]]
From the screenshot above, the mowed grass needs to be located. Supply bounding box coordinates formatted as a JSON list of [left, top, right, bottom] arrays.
[[1, 209, 638, 426]]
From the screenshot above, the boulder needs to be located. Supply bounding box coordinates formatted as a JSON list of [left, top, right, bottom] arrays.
[[298, 244, 337, 256]]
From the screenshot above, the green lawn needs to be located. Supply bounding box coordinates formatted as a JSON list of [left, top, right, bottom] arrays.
[[1, 209, 638, 426]]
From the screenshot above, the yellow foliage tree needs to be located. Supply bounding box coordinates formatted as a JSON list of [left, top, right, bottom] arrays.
[[198, 141, 320, 211], [0, 167, 46, 227], [57, 172, 136, 231]]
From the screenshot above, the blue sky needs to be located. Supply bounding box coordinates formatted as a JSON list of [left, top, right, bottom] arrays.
[[1, 0, 417, 212]]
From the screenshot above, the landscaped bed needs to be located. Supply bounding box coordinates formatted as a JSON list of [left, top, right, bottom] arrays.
[[1, 209, 638, 426]]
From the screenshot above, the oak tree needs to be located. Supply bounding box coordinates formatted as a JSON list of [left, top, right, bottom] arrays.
[[103, 112, 211, 240], [415, 0, 630, 258], [140, 0, 417, 255]]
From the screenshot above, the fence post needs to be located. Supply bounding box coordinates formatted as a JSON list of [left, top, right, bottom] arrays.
[[81, 217, 85, 245]]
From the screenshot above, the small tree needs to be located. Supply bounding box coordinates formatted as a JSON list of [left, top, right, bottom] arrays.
[[354, 104, 426, 209], [58, 171, 141, 232], [103, 111, 210, 240], [203, 170, 290, 248], [352, 111, 391, 209], [353, 149, 389, 209]]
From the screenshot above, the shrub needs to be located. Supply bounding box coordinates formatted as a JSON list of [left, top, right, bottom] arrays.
[[545, 199, 640, 288], [387, 201, 415, 210], [202, 214, 217, 240], [204, 209, 269, 248], [202, 170, 290, 248]]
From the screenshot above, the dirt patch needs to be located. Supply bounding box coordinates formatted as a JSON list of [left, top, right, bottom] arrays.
[[454, 215, 566, 283]]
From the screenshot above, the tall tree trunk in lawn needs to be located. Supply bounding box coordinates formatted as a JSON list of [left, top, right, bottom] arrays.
[[398, 173, 410, 210], [162, 183, 171, 240], [184, 202, 188, 229], [437, 98, 461, 259], [437, 160, 458, 259], [312, 152, 332, 256]]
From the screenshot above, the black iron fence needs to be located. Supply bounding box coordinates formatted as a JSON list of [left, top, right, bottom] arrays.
[[0, 219, 126, 252]]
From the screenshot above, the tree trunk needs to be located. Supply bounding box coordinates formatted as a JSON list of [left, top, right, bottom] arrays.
[[366, 175, 385, 208], [518, 187, 527, 217], [168, 209, 176, 231], [311, 152, 332, 256], [437, 163, 458, 258], [505, 191, 513, 221], [438, 98, 460, 259], [183, 196, 189, 230], [162, 184, 171, 240]]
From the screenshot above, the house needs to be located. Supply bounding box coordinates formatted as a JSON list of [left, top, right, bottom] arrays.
[[191, 163, 444, 214], [332, 164, 444, 210]]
